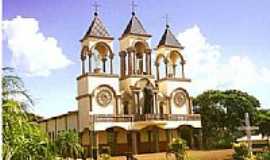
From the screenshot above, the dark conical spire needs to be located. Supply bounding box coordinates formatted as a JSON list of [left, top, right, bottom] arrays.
[[81, 12, 113, 41], [157, 25, 183, 49], [120, 13, 151, 39]]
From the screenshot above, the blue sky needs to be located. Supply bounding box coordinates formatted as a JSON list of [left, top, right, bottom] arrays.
[[3, 0, 270, 117]]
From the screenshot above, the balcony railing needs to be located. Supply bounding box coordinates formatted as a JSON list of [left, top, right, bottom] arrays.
[[90, 114, 201, 122]]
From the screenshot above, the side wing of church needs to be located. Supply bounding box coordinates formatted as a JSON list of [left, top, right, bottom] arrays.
[[39, 10, 202, 156]]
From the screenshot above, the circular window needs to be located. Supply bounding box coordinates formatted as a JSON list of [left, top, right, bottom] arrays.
[[96, 88, 112, 107], [174, 91, 186, 107]]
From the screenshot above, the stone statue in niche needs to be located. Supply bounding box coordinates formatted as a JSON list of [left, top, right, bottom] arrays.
[[143, 81, 153, 114], [93, 49, 101, 73]]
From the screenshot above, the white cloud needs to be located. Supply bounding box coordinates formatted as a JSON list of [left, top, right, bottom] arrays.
[[3, 16, 72, 76], [177, 25, 270, 108]]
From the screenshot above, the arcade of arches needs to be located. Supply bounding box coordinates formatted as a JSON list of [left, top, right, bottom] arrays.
[[81, 125, 202, 157]]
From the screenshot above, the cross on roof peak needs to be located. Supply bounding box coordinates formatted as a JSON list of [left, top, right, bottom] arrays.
[[165, 14, 169, 28], [131, 0, 138, 16], [92, 1, 101, 16]]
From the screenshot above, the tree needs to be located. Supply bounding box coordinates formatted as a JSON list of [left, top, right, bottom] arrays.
[[55, 130, 84, 159], [256, 109, 270, 138], [2, 67, 34, 110], [193, 89, 260, 149], [2, 100, 56, 160], [2, 67, 56, 159]]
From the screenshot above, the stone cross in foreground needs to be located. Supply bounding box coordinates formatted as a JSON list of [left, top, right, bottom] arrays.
[[239, 112, 259, 152]]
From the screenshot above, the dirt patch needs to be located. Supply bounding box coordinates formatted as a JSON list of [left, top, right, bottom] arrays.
[[111, 149, 234, 160]]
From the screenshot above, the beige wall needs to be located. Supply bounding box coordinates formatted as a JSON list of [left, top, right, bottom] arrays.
[[78, 97, 90, 132], [77, 76, 119, 97], [38, 112, 78, 141], [56, 116, 66, 131], [81, 37, 113, 54], [119, 35, 150, 51], [67, 113, 78, 130]]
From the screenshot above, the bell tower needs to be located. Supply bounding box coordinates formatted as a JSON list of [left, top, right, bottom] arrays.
[[155, 21, 192, 115], [117, 6, 158, 117], [119, 10, 152, 79], [77, 9, 120, 132], [80, 11, 114, 75]]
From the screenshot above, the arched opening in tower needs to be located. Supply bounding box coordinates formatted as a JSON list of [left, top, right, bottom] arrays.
[[134, 42, 147, 75], [91, 42, 113, 73]]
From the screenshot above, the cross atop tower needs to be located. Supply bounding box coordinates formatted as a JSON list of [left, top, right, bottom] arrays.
[[165, 14, 169, 28], [92, 1, 101, 16], [131, 0, 138, 15]]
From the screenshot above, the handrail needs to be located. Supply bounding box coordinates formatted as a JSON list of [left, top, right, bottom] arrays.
[[90, 114, 201, 122]]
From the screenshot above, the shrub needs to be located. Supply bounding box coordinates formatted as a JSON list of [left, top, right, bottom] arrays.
[[100, 153, 110, 160], [256, 152, 270, 160], [168, 138, 189, 160], [233, 142, 255, 160]]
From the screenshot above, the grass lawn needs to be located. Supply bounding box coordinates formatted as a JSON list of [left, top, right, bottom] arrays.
[[111, 149, 234, 160]]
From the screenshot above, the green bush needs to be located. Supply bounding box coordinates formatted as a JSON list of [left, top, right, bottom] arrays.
[[232, 142, 256, 160], [100, 153, 110, 160], [256, 152, 270, 160], [168, 138, 189, 160]]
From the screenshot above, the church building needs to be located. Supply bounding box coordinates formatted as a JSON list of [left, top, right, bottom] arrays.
[[38, 8, 202, 157]]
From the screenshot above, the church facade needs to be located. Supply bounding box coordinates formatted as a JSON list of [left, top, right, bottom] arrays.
[[39, 10, 202, 156]]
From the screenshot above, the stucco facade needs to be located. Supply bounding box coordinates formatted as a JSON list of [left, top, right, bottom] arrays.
[[38, 10, 202, 158]]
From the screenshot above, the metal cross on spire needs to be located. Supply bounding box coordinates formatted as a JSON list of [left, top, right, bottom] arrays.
[[92, 1, 101, 16], [165, 14, 169, 28], [238, 112, 259, 153], [131, 0, 138, 15], [163, 14, 170, 28]]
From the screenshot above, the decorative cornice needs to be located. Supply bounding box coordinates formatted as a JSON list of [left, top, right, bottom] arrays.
[[120, 74, 155, 80], [77, 72, 119, 80], [118, 33, 152, 40], [76, 93, 92, 100], [80, 35, 114, 42], [157, 77, 191, 82]]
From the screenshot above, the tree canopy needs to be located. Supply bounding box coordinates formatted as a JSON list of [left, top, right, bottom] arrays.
[[2, 67, 83, 159], [2, 100, 55, 160], [256, 109, 270, 138], [193, 89, 261, 149]]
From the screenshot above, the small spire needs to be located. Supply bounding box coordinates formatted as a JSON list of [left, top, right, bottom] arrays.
[[92, 1, 100, 16], [131, 0, 137, 16]]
